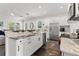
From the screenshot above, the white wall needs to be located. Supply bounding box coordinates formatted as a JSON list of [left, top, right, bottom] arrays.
[[49, 15, 69, 26]]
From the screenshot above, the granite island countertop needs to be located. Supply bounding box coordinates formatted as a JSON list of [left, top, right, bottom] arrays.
[[60, 37, 79, 56], [5, 31, 41, 40]]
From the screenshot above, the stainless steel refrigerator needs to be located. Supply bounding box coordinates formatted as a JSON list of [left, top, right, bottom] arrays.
[[49, 23, 60, 40]]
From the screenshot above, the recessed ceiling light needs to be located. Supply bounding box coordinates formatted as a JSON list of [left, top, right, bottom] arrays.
[[38, 5, 42, 8], [60, 6, 63, 9], [10, 13, 15, 16]]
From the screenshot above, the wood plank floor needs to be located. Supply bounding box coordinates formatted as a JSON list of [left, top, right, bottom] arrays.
[[32, 40, 61, 56]]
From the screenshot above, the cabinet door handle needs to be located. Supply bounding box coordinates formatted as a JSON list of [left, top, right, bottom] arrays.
[[18, 46, 20, 52]]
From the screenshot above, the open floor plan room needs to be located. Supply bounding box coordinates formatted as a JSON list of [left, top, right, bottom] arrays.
[[0, 3, 79, 56]]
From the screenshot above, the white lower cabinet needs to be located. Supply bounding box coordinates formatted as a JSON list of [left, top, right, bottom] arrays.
[[6, 33, 43, 56], [23, 37, 34, 56], [16, 34, 43, 56], [35, 35, 42, 48], [6, 37, 17, 56], [16, 37, 32, 56], [16, 38, 24, 56]]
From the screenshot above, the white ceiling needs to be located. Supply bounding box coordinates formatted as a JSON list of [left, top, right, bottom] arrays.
[[0, 3, 69, 19]]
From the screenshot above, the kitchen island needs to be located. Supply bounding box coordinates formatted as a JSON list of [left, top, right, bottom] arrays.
[[5, 31, 43, 56], [60, 37, 79, 56]]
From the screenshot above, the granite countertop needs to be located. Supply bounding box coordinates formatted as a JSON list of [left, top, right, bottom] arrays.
[[60, 37, 79, 55], [5, 31, 40, 40]]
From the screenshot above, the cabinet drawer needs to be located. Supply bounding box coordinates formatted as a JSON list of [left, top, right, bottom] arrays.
[[23, 37, 33, 45]]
